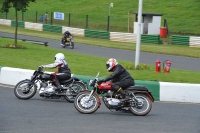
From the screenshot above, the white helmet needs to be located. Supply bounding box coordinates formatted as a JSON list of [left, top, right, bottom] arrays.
[[106, 58, 118, 72], [65, 28, 68, 32], [55, 53, 65, 63]]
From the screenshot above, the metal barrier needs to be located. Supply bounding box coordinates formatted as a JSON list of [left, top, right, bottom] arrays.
[[0, 36, 48, 46]]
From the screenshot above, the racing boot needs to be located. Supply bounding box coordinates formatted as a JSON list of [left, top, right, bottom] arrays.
[[117, 88, 131, 101], [54, 77, 64, 91]]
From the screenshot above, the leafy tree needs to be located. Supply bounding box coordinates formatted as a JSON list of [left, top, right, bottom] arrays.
[[1, 0, 36, 48]]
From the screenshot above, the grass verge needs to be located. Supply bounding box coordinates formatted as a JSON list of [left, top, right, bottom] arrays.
[[0, 38, 200, 84]]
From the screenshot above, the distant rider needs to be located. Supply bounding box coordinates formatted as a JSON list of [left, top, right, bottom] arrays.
[[40, 53, 71, 92], [97, 58, 135, 100], [61, 28, 72, 46]]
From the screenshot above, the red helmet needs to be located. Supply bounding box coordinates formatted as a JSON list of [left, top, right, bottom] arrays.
[[106, 58, 118, 72]]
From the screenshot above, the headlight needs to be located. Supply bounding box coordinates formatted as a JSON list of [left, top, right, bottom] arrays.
[[88, 79, 94, 86]]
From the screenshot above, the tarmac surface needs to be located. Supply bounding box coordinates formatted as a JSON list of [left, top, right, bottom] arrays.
[[0, 86, 199, 133]]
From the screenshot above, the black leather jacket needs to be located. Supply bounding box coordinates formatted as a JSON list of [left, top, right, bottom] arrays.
[[104, 64, 134, 83], [64, 31, 72, 37], [58, 64, 71, 74]]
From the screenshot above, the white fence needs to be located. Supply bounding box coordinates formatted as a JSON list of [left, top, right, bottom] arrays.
[[189, 36, 200, 47], [62, 26, 84, 37], [25, 22, 43, 31], [110, 32, 137, 43], [0, 19, 11, 26]]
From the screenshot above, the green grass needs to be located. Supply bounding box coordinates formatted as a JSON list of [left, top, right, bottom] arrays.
[[0, 38, 200, 84], [1, 24, 200, 58], [0, 0, 199, 34]]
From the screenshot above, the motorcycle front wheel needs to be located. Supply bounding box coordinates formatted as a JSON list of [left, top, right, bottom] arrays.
[[63, 81, 87, 103], [74, 91, 99, 114], [69, 42, 74, 49], [14, 79, 37, 100], [129, 93, 152, 116]]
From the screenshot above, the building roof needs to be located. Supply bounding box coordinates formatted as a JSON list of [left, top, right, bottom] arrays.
[[133, 12, 163, 16]]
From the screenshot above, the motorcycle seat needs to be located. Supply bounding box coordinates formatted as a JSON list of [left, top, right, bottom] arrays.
[[126, 85, 148, 91], [60, 78, 73, 84]]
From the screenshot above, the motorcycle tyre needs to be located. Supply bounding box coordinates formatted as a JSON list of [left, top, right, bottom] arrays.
[[63, 81, 87, 103], [74, 91, 99, 114], [14, 79, 37, 100], [129, 93, 152, 116], [69, 42, 74, 49]]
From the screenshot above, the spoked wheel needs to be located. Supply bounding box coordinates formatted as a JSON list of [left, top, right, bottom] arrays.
[[129, 94, 152, 116], [69, 42, 74, 49], [64, 81, 87, 103], [14, 80, 37, 100], [74, 91, 99, 114]]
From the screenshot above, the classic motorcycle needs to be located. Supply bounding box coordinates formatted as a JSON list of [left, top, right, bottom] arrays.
[[74, 72, 154, 116], [61, 35, 74, 49], [14, 67, 87, 103]]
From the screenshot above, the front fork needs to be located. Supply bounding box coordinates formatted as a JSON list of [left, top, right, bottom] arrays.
[[85, 87, 97, 102]]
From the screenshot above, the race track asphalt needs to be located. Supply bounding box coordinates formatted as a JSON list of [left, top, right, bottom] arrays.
[[0, 86, 200, 133]]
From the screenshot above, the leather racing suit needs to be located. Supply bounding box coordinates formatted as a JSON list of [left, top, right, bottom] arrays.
[[42, 59, 71, 90]]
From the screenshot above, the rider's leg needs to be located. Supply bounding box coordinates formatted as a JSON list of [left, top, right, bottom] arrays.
[[55, 73, 71, 90], [61, 37, 65, 46], [50, 74, 63, 91], [111, 83, 127, 98], [111, 80, 134, 99]]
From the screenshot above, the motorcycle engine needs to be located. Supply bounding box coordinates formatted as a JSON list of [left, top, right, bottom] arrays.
[[106, 98, 121, 106]]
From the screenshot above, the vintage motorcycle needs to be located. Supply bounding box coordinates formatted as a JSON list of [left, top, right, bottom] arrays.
[[61, 35, 74, 49], [74, 72, 154, 115], [14, 67, 87, 103]]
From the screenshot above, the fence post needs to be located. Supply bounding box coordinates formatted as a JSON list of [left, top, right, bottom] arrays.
[[36, 11, 37, 23], [22, 11, 24, 21], [86, 14, 88, 29], [51, 12, 53, 25], [6, 12, 8, 19], [164, 18, 170, 37], [68, 13, 71, 27], [107, 16, 110, 31]]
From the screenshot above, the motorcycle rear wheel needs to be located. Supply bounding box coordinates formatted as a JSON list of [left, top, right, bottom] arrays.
[[63, 81, 87, 103], [129, 93, 152, 116], [74, 91, 99, 114], [14, 79, 37, 100]]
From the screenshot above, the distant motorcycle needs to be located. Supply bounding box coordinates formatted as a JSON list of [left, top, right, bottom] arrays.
[[61, 35, 74, 49], [14, 67, 87, 103], [74, 72, 154, 115]]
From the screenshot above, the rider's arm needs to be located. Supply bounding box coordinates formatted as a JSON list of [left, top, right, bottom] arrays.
[[67, 31, 72, 36], [42, 62, 62, 68]]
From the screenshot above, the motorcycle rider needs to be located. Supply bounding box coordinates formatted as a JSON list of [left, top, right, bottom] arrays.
[[40, 53, 71, 93], [61, 28, 72, 46], [97, 58, 135, 100]]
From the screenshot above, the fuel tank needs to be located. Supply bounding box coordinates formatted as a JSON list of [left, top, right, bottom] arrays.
[[98, 82, 113, 90]]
